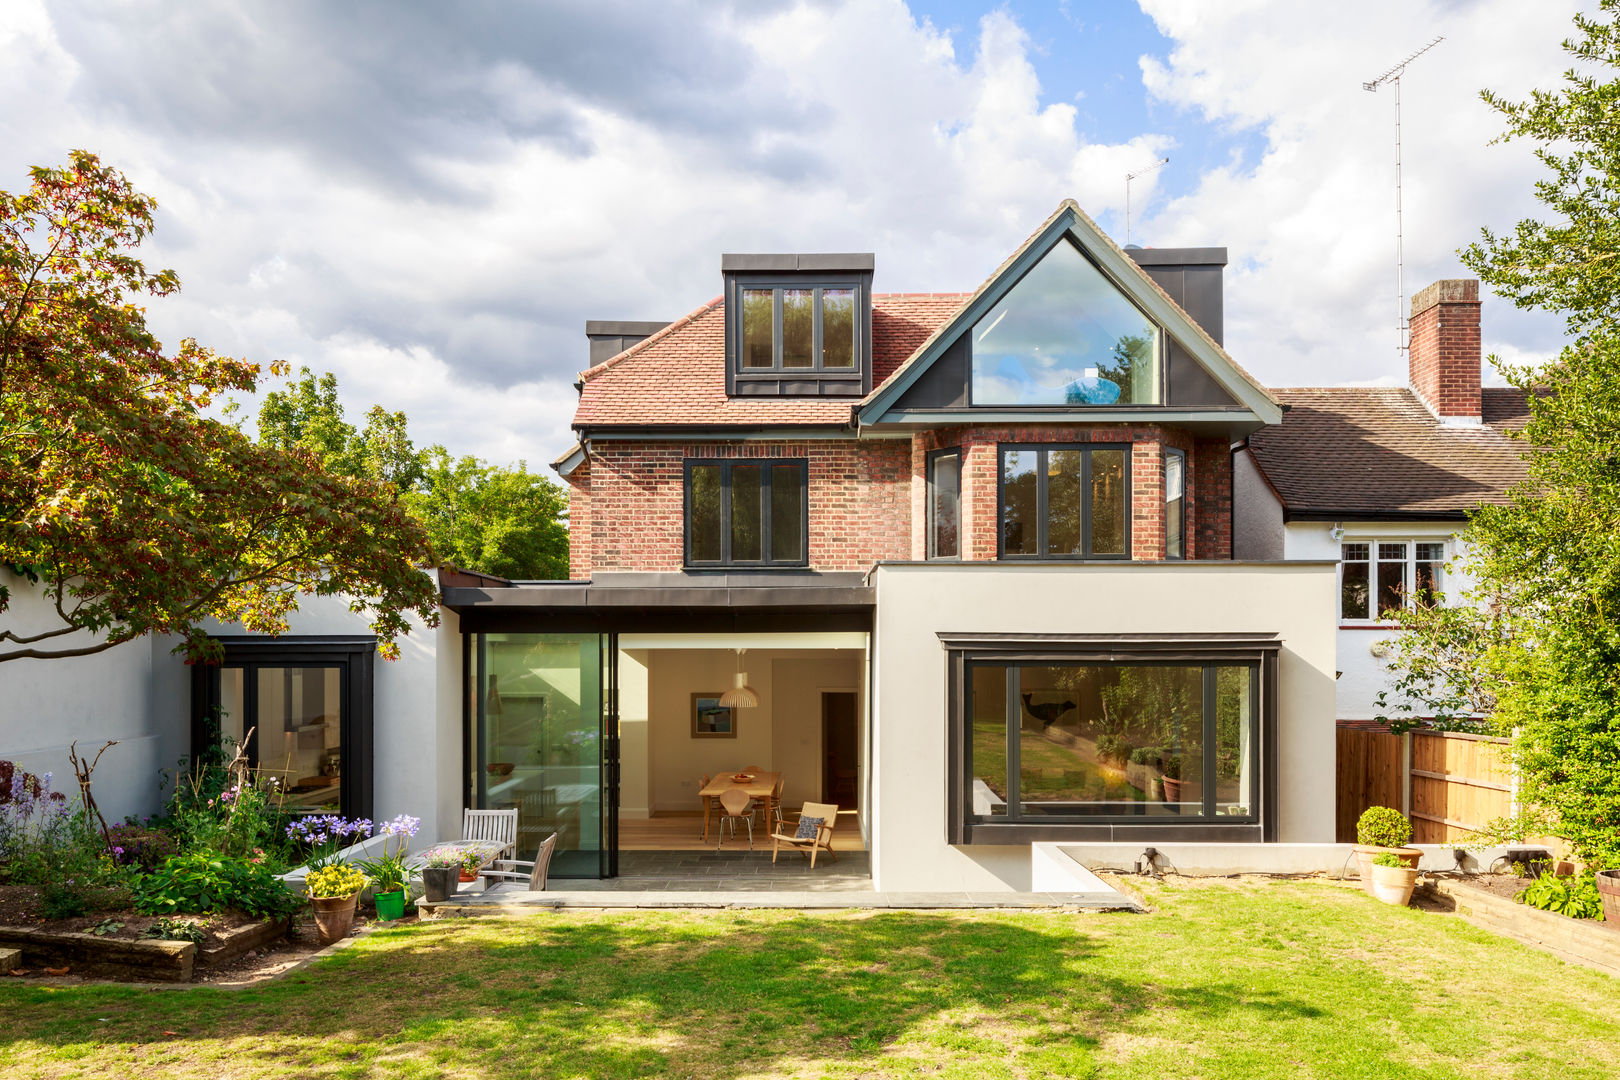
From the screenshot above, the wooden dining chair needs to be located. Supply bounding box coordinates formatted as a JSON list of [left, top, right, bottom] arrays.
[[771, 801, 839, 868], [716, 787, 758, 850], [480, 832, 557, 893], [768, 774, 785, 826]]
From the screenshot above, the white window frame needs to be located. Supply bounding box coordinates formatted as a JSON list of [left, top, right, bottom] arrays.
[[1338, 537, 1447, 625]]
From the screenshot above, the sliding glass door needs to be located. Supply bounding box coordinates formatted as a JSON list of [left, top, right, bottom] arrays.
[[470, 633, 611, 878]]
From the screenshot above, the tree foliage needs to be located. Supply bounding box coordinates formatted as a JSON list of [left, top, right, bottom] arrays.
[[1382, 4, 1620, 867], [0, 152, 437, 663], [253, 367, 569, 581]]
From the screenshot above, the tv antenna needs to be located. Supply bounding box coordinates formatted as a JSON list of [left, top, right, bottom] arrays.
[[1124, 157, 1169, 246], [1363, 35, 1443, 356]]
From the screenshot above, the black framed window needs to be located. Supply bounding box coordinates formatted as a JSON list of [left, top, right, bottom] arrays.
[[926, 448, 961, 560], [998, 444, 1129, 559], [1165, 448, 1186, 560], [943, 634, 1278, 844], [685, 458, 809, 567], [736, 284, 859, 372]]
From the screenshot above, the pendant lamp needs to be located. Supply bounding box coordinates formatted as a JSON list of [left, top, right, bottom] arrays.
[[718, 647, 761, 709]]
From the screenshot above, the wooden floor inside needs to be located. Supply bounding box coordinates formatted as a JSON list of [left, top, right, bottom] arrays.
[[618, 810, 867, 852]]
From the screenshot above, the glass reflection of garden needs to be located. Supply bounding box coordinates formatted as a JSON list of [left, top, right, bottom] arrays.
[[971, 664, 1252, 819]]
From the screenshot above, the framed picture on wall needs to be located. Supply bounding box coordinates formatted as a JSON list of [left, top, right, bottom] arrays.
[[691, 693, 736, 738]]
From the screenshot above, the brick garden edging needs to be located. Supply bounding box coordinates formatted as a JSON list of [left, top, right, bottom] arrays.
[[1421, 878, 1620, 976], [0, 926, 194, 981]]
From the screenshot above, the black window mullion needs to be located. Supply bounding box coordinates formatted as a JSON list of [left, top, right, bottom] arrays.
[[243, 666, 261, 768]]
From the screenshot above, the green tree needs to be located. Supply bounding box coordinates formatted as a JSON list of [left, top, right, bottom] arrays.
[[258, 367, 422, 489], [1381, 3, 1620, 866], [0, 152, 438, 663]]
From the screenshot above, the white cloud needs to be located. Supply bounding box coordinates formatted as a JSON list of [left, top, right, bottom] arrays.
[[0, 0, 1583, 467]]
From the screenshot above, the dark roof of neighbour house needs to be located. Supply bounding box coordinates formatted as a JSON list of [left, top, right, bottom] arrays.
[[1247, 387, 1535, 520], [570, 292, 969, 430]]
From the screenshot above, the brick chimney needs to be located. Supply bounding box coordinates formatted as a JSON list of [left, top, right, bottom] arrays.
[[1408, 279, 1482, 425]]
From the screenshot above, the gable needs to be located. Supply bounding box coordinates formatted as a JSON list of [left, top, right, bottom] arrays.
[[861, 200, 1276, 429]]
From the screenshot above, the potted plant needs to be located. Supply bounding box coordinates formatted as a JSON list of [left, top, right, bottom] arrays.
[[1354, 806, 1421, 895], [1367, 852, 1422, 906], [285, 815, 373, 871], [459, 848, 483, 883], [1161, 755, 1183, 803], [419, 846, 464, 904], [306, 864, 369, 945], [358, 814, 420, 922]]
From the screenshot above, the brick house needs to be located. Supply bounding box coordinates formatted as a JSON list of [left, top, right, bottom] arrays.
[[443, 200, 1339, 889]]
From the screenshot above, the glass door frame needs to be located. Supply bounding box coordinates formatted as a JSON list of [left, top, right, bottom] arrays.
[[190, 635, 377, 821]]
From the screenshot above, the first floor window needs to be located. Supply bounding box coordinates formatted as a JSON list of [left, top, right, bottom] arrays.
[[965, 659, 1257, 823], [999, 444, 1129, 559], [686, 458, 808, 567], [738, 284, 857, 371], [1165, 448, 1186, 559], [1341, 540, 1445, 620], [927, 448, 961, 559]]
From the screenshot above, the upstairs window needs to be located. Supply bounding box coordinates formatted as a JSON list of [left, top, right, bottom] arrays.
[[740, 286, 856, 371], [999, 444, 1129, 560], [927, 448, 961, 560], [724, 256, 872, 398], [1165, 448, 1186, 559], [1341, 540, 1444, 620], [686, 459, 808, 568], [971, 238, 1162, 407]]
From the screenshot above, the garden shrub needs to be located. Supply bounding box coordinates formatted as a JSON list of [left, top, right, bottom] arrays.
[[1356, 806, 1413, 849], [134, 852, 301, 919], [0, 762, 130, 917], [1515, 870, 1606, 920]]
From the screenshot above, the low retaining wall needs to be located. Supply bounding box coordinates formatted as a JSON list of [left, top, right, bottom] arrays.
[[1056, 842, 1521, 877], [1423, 878, 1620, 976], [0, 926, 193, 981]]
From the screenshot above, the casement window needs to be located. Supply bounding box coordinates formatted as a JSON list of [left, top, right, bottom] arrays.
[[927, 448, 962, 560], [998, 444, 1129, 559], [685, 459, 809, 567], [943, 634, 1277, 843], [1340, 540, 1445, 621], [1164, 448, 1186, 560], [737, 285, 858, 373]]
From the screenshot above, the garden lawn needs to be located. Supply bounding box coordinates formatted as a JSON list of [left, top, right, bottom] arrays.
[[1, 878, 1617, 1079]]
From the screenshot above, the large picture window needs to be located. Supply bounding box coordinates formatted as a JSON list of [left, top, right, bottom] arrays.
[[685, 459, 809, 567], [999, 444, 1129, 559]]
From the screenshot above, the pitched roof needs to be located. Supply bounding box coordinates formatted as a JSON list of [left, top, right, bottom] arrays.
[[1246, 387, 1534, 519], [571, 293, 968, 429]]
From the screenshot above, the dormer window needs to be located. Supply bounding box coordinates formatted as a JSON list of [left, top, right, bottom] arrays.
[[724, 254, 873, 398]]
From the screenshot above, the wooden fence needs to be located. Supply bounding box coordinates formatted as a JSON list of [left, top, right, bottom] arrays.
[[1335, 728, 1513, 844]]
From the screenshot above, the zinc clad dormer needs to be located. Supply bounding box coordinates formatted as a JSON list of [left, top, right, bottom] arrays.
[[722, 253, 875, 398]]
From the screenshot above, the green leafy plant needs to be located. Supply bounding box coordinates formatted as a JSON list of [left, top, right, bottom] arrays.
[[1095, 734, 1131, 766], [1515, 871, 1606, 920], [1371, 853, 1408, 868], [357, 814, 420, 896], [87, 918, 124, 937], [420, 845, 466, 869], [134, 852, 300, 918], [1160, 755, 1182, 781], [1128, 747, 1161, 767], [1356, 806, 1413, 849], [141, 916, 208, 944], [305, 863, 368, 900]]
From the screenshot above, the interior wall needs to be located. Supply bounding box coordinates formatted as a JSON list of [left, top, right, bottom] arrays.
[[769, 656, 862, 809], [619, 649, 651, 818]]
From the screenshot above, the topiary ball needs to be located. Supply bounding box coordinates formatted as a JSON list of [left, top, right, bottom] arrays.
[[1357, 805, 1413, 848]]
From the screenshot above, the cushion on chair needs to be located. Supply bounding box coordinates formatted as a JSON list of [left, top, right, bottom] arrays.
[[794, 815, 824, 840]]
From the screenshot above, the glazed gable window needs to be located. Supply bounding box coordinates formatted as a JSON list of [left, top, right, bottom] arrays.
[[1340, 540, 1445, 620], [685, 459, 809, 567], [998, 444, 1129, 559]]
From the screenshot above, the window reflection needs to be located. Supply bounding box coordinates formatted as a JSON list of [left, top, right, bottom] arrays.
[[259, 667, 343, 813], [971, 239, 1160, 406]]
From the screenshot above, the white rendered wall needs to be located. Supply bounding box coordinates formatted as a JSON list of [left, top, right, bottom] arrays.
[[869, 561, 1338, 892], [1282, 520, 1473, 722]]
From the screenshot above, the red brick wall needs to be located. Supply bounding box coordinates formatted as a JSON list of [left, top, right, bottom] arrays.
[[574, 425, 1232, 575], [1408, 279, 1482, 420], [577, 439, 911, 573]]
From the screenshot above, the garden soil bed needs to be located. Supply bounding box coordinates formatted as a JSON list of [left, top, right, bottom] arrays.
[[1420, 874, 1619, 977]]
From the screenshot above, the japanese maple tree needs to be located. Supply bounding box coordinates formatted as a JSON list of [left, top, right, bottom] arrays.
[[0, 151, 437, 664]]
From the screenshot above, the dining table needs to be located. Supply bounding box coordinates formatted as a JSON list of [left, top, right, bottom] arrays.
[[698, 770, 781, 842]]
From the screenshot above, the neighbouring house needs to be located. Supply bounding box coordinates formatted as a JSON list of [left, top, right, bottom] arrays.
[[3, 199, 1356, 891], [1235, 279, 1533, 728]]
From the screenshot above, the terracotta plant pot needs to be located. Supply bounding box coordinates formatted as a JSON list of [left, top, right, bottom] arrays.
[[311, 891, 360, 945], [422, 866, 459, 904], [1596, 869, 1620, 925], [459, 868, 477, 883], [1368, 862, 1421, 906], [1162, 777, 1182, 803], [1354, 845, 1422, 895]]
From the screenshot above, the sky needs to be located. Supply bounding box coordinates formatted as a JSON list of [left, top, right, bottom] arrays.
[[0, 0, 1587, 467]]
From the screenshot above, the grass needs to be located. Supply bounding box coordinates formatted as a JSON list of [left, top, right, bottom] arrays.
[[1, 878, 1617, 1078]]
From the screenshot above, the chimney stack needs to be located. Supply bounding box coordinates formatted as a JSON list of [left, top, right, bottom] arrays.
[[1408, 279, 1482, 425]]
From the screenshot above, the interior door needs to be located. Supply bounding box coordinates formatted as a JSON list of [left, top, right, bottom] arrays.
[[822, 692, 859, 806]]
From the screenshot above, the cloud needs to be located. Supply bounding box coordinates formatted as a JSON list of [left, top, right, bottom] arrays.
[[0, 0, 1582, 468]]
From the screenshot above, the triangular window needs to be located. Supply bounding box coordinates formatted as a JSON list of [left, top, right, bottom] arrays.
[[970, 239, 1161, 406]]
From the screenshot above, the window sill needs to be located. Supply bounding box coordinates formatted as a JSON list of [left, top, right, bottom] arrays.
[[1339, 622, 1404, 631]]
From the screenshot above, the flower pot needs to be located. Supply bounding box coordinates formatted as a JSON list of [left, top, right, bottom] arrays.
[[1596, 869, 1620, 925], [422, 866, 460, 904], [1368, 862, 1421, 906], [1162, 777, 1182, 803], [373, 888, 407, 921], [1354, 845, 1422, 895], [459, 868, 477, 883], [311, 891, 360, 945]]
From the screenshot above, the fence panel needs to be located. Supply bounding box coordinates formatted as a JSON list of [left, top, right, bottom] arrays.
[[1335, 728, 1403, 843], [1408, 731, 1512, 844]]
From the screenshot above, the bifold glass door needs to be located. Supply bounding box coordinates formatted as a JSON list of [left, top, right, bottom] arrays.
[[471, 633, 610, 878]]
